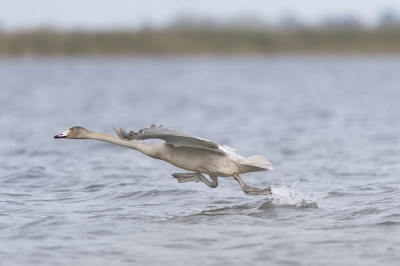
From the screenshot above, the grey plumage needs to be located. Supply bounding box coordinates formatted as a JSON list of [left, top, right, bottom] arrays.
[[242, 155, 273, 171], [114, 124, 222, 153], [55, 125, 274, 195]]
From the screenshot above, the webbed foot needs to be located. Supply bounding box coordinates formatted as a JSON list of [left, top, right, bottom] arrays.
[[172, 173, 218, 188], [172, 173, 199, 183]]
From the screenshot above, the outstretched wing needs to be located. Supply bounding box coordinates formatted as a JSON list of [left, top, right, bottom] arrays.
[[114, 124, 224, 153]]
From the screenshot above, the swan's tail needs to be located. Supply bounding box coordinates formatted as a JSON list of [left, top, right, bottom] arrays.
[[246, 155, 273, 171]]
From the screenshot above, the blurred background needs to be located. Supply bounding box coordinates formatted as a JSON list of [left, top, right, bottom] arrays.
[[1, 1, 400, 266], [1, 0, 400, 55]]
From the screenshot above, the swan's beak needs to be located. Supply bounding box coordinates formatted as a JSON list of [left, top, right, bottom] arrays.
[[54, 129, 69, 139]]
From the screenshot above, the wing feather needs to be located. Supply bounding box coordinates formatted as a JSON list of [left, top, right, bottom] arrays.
[[114, 124, 224, 153]]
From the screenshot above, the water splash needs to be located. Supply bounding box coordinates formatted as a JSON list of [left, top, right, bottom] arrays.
[[270, 177, 328, 208]]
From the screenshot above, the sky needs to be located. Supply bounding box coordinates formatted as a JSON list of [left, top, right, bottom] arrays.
[[1, 0, 400, 30]]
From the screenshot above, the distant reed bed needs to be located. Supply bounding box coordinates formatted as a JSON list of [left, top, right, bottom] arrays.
[[1, 28, 400, 56]]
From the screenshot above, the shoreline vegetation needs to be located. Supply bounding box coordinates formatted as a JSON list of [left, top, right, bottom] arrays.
[[1, 28, 400, 56]]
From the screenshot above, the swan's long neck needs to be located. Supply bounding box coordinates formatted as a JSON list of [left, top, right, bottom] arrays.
[[86, 131, 159, 158]]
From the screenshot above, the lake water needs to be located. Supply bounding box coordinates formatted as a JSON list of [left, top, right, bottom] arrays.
[[0, 56, 399, 265]]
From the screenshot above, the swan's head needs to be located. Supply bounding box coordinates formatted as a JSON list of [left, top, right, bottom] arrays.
[[54, 126, 90, 139]]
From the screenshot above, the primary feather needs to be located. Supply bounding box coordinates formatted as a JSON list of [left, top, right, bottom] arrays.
[[114, 124, 223, 153]]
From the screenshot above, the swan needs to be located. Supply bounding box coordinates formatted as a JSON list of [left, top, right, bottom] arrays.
[[54, 124, 273, 195]]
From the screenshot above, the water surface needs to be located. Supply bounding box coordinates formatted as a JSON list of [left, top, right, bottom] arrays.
[[0, 56, 399, 265]]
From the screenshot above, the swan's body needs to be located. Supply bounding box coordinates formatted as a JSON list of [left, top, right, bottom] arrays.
[[54, 125, 273, 195]]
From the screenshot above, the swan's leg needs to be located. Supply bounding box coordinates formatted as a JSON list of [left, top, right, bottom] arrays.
[[232, 173, 272, 195], [198, 174, 218, 188], [172, 173, 218, 188]]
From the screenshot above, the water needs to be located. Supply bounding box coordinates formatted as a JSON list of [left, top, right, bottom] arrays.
[[0, 56, 399, 265]]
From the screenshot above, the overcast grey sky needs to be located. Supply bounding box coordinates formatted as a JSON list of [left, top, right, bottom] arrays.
[[1, 0, 399, 30]]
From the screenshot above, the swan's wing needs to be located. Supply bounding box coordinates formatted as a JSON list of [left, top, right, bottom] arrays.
[[114, 124, 223, 153]]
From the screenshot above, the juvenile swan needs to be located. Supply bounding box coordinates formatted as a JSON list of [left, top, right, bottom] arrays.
[[54, 124, 273, 195]]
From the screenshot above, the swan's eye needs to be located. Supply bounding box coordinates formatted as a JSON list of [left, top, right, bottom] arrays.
[[70, 128, 75, 131]]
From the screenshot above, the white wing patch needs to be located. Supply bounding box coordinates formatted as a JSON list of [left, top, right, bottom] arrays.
[[221, 145, 238, 153]]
